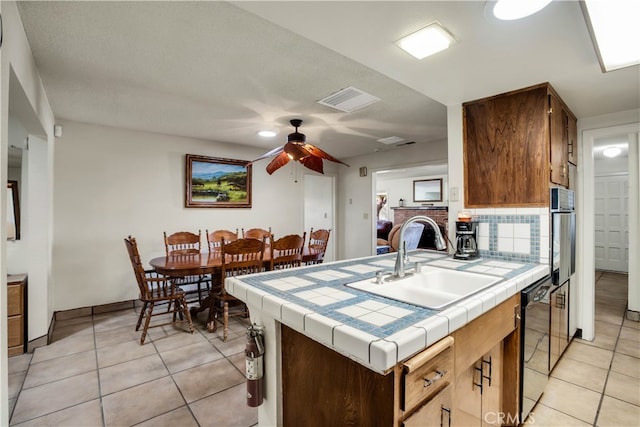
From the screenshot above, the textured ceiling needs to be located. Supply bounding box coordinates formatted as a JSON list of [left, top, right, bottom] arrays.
[[15, 1, 640, 164]]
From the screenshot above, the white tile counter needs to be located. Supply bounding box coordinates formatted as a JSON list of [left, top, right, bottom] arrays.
[[227, 250, 549, 373]]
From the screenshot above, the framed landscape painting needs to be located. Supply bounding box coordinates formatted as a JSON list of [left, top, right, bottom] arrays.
[[185, 154, 252, 208]]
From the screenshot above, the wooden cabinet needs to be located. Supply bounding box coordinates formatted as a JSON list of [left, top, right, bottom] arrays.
[[7, 274, 27, 356], [401, 336, 454, 425], [403, 384, 452, 427], [454, 342, 503, 427], [463, 82, 577, 207], [281, 294, 521, 426]]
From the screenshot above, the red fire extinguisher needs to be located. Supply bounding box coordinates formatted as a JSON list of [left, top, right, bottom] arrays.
[[246, 324, 265, 407]]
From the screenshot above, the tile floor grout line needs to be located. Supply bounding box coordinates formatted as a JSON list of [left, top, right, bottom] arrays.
[[93, 313, 108, 427], [591, 273, 626, 427]]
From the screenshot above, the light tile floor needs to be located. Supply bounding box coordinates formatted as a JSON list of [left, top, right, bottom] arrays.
[[7, 271, 638, 426], [527, 271, 639, 426], [8, 308, 257, 427]]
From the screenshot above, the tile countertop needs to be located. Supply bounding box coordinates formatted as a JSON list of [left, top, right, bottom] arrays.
[[226, 250, 549, 373]]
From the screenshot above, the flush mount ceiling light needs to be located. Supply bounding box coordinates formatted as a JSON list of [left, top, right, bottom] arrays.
[[395, 21, 456, 60], [257, 130, 277, 138], [581, 0, 640, 72], [490, 0, 552, 20], [603, 146, 622, 158]]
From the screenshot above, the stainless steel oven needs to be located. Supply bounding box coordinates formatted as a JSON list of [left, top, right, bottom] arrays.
[[520, 276, 552, 423]]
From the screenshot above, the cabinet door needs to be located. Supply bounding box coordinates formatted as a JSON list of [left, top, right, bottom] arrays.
[[549, 94, 569, 187], [550, 282, 569, 370], [567, 114, 578, 166], [481, 342, 503, 427], [453, 360, 482, 427], [463, 86, 549, 207]]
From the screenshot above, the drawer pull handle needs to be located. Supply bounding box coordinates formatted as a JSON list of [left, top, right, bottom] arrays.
[[424, 370, 446, 387]]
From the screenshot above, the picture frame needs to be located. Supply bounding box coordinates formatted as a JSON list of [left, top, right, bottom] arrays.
[[185, 154, 252, 208], [7, 180, 20, 240], [413, 178, 443, 203]]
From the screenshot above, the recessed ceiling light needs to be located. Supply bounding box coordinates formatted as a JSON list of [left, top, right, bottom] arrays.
[[581, 0, 640, 72], [257, 130, 277, 138], [603, 146, 622, 158], [395, 21, 456, 60], [491, 0, 552, 21]]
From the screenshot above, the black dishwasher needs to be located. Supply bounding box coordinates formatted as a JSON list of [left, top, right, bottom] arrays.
[[519, 276, 552, 423]]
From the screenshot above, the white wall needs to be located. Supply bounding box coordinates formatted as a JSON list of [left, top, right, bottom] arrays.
[[337, 140, 448, 260], [377, 174, 448, 213], [1, 1, 56, 425], [52, 120, 306, 310]]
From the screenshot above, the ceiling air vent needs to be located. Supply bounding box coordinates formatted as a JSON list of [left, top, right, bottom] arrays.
[[317, 86, 380, 113]]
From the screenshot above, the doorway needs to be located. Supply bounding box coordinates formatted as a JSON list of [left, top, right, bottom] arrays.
[[581, 124, 639, 341], [303, 174, 335, 262]]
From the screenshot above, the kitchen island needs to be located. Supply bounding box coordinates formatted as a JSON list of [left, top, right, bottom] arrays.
[[227, 250, 548, 426]]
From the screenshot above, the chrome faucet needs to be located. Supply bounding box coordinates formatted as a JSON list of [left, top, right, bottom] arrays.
[[393, 215, 447, 279]]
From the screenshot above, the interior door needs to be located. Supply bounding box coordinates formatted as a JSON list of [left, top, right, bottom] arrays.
[[304, 174, 335, 262], [594, 175, 629, 272]]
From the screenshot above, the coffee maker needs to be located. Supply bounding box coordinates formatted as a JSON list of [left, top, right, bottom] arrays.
[[454, 221, 479, 260]]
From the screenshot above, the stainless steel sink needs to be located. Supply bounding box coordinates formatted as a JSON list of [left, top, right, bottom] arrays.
[[345, 266, 503, 310]]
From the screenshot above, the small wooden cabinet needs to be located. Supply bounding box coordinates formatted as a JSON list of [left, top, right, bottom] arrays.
[[7, 274, 27, 356], [463, 82, 577, 207]]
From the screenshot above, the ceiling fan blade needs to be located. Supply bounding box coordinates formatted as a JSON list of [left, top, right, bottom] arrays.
[[300, 155, 325, 174], [266, 151, 291, 175], [303, 144, 350, 167], [247, 145, 285, 165], [284, 142, 311, 161]]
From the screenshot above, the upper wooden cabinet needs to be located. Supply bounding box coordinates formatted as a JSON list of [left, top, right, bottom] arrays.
[[463, 82, 577, 207]]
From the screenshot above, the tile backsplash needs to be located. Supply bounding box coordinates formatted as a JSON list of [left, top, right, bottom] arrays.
[[468, 208, 549, 264]]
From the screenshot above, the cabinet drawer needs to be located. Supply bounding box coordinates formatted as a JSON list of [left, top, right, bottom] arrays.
[[402, 336, 454, 413], [7, 284, 23, 316], [403, 384, 452, 427], [8, 315, 23, 347]]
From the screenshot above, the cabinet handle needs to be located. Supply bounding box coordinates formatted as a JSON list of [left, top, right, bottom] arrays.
[[474, 364, 483, 393], [441, 406, 452, 427], [483, 356, 493, 387], [556, 292, 566, 309], [424, 370, 447, 387]]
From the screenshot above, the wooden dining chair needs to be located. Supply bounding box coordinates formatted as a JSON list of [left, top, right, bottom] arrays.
[[270, 233, 306, 270], [163, 230, 209, 305], [206, 229, 239, 253], [208, 237, 265, 341], [305, 228, 331, 265], [124, 236, 194, 344], [242, 227, 272, 245]]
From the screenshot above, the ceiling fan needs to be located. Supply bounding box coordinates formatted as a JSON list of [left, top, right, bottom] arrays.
[[249, 119, 349, 175]]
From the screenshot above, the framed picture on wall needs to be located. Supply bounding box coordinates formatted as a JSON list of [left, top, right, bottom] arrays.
[[7, 180, 20, 240], [185, 154, 252, 208], [413, 178, 443, 203]]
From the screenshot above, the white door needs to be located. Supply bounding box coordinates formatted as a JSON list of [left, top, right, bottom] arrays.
[[594, 175, 629, 272], [304, 175, 335, 262]]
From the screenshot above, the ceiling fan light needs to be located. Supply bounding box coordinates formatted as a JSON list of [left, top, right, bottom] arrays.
[[603, 146, 622, 158], [492, 0, 553, 21]]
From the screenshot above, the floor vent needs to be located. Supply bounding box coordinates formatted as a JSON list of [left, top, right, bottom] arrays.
[[317, 86, 380, 113]]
